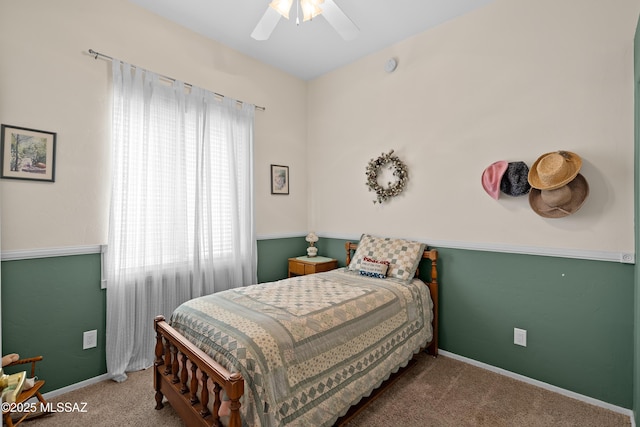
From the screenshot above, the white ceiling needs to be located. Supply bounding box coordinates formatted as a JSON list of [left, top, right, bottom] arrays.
[[128, 0, 494, 81]]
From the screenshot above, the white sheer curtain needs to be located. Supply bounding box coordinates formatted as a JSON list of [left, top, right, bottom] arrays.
[[106, 60, 257, 381]]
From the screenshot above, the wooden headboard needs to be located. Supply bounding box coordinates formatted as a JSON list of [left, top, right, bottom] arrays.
[[344, 242, 439, 356]]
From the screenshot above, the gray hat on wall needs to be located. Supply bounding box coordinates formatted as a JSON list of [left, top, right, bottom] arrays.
[[500, 162, 531, 197]]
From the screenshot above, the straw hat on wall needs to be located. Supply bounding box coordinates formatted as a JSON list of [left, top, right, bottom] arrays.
[[528, 151, 582, 190]]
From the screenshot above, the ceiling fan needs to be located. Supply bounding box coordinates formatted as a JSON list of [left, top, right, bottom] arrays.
[[251, 0, 359, 41]]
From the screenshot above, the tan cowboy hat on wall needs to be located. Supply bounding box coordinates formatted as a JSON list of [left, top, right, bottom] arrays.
[[529, 173, 589, 218]]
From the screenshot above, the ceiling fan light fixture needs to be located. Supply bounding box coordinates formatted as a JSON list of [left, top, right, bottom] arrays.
[[253, 0, 359, 41], [300, 0, 324, 21], [269, 0, 294, 19]]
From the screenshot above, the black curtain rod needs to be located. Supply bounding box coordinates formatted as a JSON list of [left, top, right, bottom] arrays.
[[87, 49, 265, 111]]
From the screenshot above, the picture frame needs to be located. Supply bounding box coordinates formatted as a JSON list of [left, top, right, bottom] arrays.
[[1, 124, 56, 182], [270, 164, 289, 195]]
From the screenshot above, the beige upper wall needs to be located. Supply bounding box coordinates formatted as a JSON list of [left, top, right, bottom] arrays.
[[308, 0, 640, 255], [0, 0, 308, 251], [1, 0, 639, 257]]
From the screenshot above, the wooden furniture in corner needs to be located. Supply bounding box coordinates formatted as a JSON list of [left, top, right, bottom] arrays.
[[2, 356, 48, 427], [288, 256, 338, 277]]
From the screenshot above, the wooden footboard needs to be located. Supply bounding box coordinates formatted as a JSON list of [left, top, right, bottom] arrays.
[[154, 315, 244, 427]]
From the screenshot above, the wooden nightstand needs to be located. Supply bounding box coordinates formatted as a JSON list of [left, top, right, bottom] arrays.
[[288, 256, 338, 277]]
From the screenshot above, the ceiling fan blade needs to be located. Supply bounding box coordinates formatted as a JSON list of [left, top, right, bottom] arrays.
[[251, 7, 282, 40], [321, 0, 359, 40]]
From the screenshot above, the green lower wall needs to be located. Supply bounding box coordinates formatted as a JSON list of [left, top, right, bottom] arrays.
[[439, 248, 633, 408], [256, 237, 348, 282], [318, 238, 634, 409], [1, 239, 634, 409], [257, 237, 309, 283], [1, 254, 106, 392], [635, 255, 639, 423]]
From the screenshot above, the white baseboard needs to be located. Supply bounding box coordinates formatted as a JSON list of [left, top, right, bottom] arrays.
[[41, 373, 112, 400], [438, 350, 635, 426]]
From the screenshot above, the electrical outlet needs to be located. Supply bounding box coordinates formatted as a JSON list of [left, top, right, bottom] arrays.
[[83, 330, 97, 350], [514, 328, 527, 347]]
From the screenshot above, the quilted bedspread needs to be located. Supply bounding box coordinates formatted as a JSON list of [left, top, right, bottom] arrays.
[[170, 268, 433, 427]]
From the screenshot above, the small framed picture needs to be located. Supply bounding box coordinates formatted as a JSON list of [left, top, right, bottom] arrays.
[[271, 164, 289, 195], [1, 124, 56, 182]]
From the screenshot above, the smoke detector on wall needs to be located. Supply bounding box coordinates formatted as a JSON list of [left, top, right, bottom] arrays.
[[385, 58, 398, 73]]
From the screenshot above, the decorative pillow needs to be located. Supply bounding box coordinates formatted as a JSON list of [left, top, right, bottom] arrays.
[[348, 234, 425, 282], [359, 256, 390, 279]]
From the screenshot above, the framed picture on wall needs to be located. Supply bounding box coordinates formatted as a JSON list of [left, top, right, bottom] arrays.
[[271, 164, 289, 195], [1, 124, 56, 182]]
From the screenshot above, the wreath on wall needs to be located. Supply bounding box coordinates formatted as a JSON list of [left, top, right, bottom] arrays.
[[365, 150, 409, 204]]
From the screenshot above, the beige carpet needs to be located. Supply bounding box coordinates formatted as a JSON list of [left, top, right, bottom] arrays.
[[23, 353, 630, 427]]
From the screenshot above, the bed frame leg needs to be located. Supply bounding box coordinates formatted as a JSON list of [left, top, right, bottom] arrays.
[[227, 373, 244, 427], [154, 315, 166, 410], [426, 337, 439, 358], [154, 388, 164, 410]]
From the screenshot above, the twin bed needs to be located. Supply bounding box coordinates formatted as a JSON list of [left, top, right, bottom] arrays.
[[154, 234, 439, 426]]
